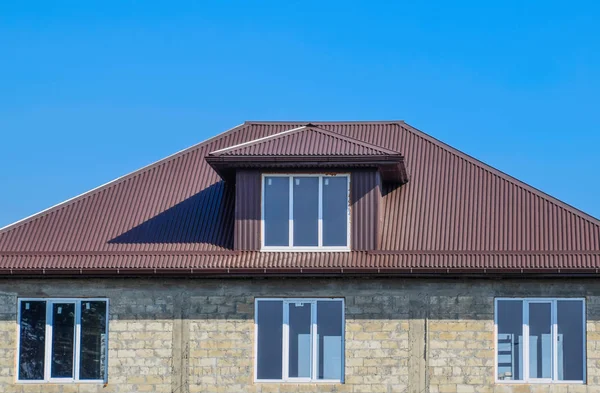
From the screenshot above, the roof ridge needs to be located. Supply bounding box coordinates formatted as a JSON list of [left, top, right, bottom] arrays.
[[245, 120, 405, 125], [0, 122, 248, 235], [209, 126, 307, 155], [400, 122, 600, 226]]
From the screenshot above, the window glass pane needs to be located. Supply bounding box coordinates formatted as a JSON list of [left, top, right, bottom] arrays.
[[322, 177, 348, 247], [497, 300, 523, 381], [79, 301, 108, 380], [317, 301, 343, 380], [288, 302, 312, 378], [19, 301, 46, 380], [264, 177, 290, 246], [293, 177, 319, 246], [51, 303, 75, 378], [557, 300, 584, 381], [257, 301, 283, 380], [528, 302, 552, 379]]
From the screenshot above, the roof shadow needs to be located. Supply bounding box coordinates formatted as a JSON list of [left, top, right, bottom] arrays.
[[381, 182, 402, 198], [108, 181, 234, 248]]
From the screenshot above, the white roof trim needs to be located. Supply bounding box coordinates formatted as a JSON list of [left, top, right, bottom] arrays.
[[0, 122, 247, 233], [209, 126, 307, 155]]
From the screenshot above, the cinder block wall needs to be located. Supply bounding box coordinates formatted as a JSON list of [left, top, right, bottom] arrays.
[[0, 278, 598, 393]]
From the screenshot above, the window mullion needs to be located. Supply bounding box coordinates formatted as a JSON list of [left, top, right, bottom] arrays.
[[289, 177, 294, 247], [552, 300, 558, 381], [16, 301, 21, 381], [74, 301, 81, 381], [44, 301, 53, 381], [312, 301, 318, 380], [283, 301, 289, 381], [341, 299, 345, 383], [261, 176, 265, 249], [523, 300, 529, 382], [104, 300, 109, 381], [347, 174, 350, 248], [582, 300, 587, 383], [318, 177, 323, 248]]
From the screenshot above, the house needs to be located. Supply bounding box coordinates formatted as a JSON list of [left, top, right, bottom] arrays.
[[0, 120, 599, 393]]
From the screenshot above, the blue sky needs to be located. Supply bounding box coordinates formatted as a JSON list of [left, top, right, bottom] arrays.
[[1, 1, 599, 227]]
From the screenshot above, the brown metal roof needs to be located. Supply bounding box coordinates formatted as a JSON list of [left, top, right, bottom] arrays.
[[208, 125, 401, 156], [1, 120, 599, 276], [205, 125, 408, 183], [1, 251, 600, 277]]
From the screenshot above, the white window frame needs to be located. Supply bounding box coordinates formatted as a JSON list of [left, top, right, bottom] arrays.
[[261, 173, 351, 252], [16, 298, 109, 384], [254, 298, 345, 383], [494, 297, 586, 384]]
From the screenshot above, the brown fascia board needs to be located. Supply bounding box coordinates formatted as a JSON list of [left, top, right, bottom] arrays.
[[206, 154, 403, 162], [205, 155, 409, 183]]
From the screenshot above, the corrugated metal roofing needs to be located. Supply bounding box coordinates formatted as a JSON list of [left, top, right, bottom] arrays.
[[1, 120, 599, 275], [1, 252, 599, 275], [209, 125, 401, 156]]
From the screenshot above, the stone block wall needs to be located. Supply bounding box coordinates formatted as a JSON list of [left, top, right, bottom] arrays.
[[0, 278, 598, 392]]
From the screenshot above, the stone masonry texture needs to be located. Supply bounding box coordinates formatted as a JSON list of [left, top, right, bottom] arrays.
[[0, 278, 599, 392]]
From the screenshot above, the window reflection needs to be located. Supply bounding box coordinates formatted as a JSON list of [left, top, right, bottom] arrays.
[[19, 301, 46, 380], [51, 303, 75, 378], [497, 300, 523, 381], [79, 301, 108, 380]]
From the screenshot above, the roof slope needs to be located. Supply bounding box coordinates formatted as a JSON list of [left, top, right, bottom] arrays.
[[1, 121, 599, 275]]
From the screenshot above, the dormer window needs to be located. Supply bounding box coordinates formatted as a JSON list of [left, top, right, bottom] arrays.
[[262, 174, 350, 251], [206, 124, 408, 252]]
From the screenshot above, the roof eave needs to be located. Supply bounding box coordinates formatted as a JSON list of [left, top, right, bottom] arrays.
[[2, 267, 600, 278], [205, 155, 409, 184]]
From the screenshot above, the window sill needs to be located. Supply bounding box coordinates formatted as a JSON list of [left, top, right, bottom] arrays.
[[16, 380, 106, 384], [496, 380, 585, 384], [255, 380, 343, 384], [261, 247, 351, 252]]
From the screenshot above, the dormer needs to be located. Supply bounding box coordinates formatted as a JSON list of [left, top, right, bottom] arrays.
[[205, 124, 409, 252]]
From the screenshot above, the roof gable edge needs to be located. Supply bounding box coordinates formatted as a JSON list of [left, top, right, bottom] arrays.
[[0, 122, 247, 235], [401, 121, 600, 226]]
